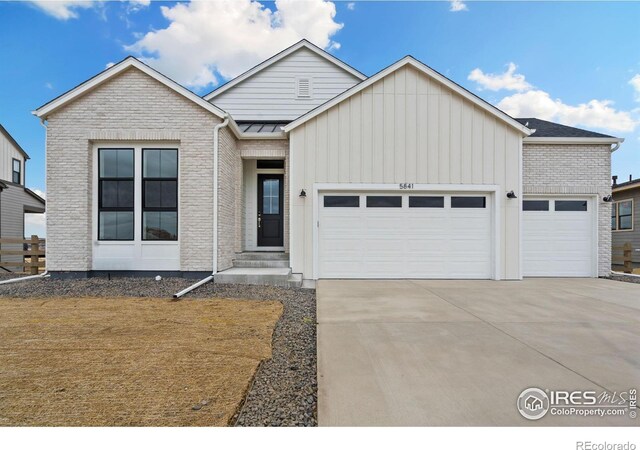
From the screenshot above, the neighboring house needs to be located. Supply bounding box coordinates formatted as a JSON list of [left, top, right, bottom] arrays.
[[33, 40, 622, 283], [611, 175, 640, 269], [0, 124, 46, 271]]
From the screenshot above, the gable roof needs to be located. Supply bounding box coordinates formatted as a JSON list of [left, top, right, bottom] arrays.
[[516, 118, 617, 139], [33, 57, 227, 120], [283, 56, 533, 136], [203, 39, 366, 101], [0, 124, 29, 160], [25, 187, 46, 206]]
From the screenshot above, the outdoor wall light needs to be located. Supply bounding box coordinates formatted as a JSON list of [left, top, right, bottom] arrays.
[[506, 191, 517, 199], [299, 189, 307, 198], [602, 194, 613, 202]]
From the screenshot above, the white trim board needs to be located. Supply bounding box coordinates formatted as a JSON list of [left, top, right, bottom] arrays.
[[524, 137, 624, 145], [34, 57, 227, 120], [284, 56, 532, 137], [311, 183, 502, 281], [203, 40, 366, 101]]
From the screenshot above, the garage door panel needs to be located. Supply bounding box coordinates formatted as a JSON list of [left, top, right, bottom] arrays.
[[318, 192, 493, 279], [523, 197, 594, 277]]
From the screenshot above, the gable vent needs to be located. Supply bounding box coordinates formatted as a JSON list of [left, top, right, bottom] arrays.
[[296, 77, 312, 98]]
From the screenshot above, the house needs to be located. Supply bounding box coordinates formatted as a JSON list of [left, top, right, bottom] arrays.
[[611, 175, 639, 270], [33, 40, 623, 284], [0, 124, 46, 271]]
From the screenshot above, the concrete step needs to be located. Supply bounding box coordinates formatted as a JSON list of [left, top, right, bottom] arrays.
[[234, 252, 288, 261], [232, 259, 290, 268], [215, 267, 303, 288]]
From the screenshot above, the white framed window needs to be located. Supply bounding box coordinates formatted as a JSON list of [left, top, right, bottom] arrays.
[[296, 77, 312, 98], [612, 199, 633, 231]]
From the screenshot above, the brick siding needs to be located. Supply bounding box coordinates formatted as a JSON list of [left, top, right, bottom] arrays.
[[523, 143, 612, 276]]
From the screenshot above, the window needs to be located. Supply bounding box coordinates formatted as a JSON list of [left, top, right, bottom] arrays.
[[523, 200, 549, 211], [98, 149, 134, 240], [555, 200, 587, 212], [142, 149, 178, 240], [409, 196, 444, 208], [296, 77, 312, 98], [324, 196, 360, 208], [451, 196, 486, 208], [257, 160, 285, 169], [12, 158, 21, 184], [262, 179, 280, 214], [366, 196, 402, 208], [612, 200, 633, 231]]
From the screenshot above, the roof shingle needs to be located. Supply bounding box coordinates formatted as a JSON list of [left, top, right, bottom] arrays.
[[515, 118, 614, 138]]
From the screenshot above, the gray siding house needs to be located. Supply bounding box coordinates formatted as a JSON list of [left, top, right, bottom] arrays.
[[612, 176, 640, 270], [0, 124, 46, 271], [33, 40, 622, 284]]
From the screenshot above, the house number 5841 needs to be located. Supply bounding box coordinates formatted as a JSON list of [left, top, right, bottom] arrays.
[[399, 183, 414, 189]]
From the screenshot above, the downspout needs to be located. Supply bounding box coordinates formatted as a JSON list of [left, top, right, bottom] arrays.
[[0, 118, 50, 285], [173, 114, 229, 298]]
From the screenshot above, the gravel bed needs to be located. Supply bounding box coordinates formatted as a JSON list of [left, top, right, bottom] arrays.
[[0, 276, 317, 426], [608, 273, 640, 285]]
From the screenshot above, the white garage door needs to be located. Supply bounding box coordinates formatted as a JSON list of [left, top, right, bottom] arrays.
[[318, 192, 493, 279], [523, 197, 595, 277]]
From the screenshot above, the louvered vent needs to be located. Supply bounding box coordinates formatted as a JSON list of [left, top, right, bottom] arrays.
[[296, 77, 312, 98]]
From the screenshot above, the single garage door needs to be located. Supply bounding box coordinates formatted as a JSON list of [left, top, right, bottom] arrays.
[[523, 197, 595, 277], [318, 192, 492, 279]]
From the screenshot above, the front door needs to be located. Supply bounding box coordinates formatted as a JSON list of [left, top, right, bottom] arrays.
[[257, 174, 284, 247]]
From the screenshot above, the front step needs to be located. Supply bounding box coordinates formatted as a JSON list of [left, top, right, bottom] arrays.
[[232, 259, 290, 268], [232, 252, 289, 269], [234, 252, 288, 261], [214, 267, 302, 288]]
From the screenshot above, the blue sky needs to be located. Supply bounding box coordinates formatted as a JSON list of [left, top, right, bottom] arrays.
[[1, 0, 639, 202]]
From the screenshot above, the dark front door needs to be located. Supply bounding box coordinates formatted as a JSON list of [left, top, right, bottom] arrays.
[[257, 174, 284, 247]]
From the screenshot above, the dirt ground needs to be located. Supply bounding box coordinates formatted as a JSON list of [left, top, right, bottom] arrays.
[[0, 297, 282, 426]]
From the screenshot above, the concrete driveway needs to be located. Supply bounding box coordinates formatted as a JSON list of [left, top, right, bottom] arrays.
[[317, 278, 640, 426]]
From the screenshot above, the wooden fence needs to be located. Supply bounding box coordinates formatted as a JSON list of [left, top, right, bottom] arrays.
[[0, 235, 45, 275], [612, 242, 634, 274]]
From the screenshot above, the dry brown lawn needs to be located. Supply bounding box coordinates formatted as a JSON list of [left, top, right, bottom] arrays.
[[0, 297, 282, 426]]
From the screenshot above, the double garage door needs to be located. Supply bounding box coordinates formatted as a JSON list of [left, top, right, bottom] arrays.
[[318, 192, 596, 279], [318, 192, 493, 279]]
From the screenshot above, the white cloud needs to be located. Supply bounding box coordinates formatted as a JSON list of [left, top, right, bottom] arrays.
[[468, 63, 531, 92], [630, 74, 640, 102], [449, 0, 468, 12], [105, 62, 116, 69], [498, 89, 638, 133], [29, 0, 149, 20], [29, 1, 94, 20], [347, 2, 355, 10], [32, 189, 46, 200], [469, 63, 639, 133], [45, 82, 53, 89], [25, 213, 46, 238], [125, 0, 344, 89]]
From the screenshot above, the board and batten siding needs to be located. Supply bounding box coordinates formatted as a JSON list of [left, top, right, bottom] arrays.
[[210, 47, 362, 121], [289, 65, 524, 280], [0, 130, 25, 184]]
